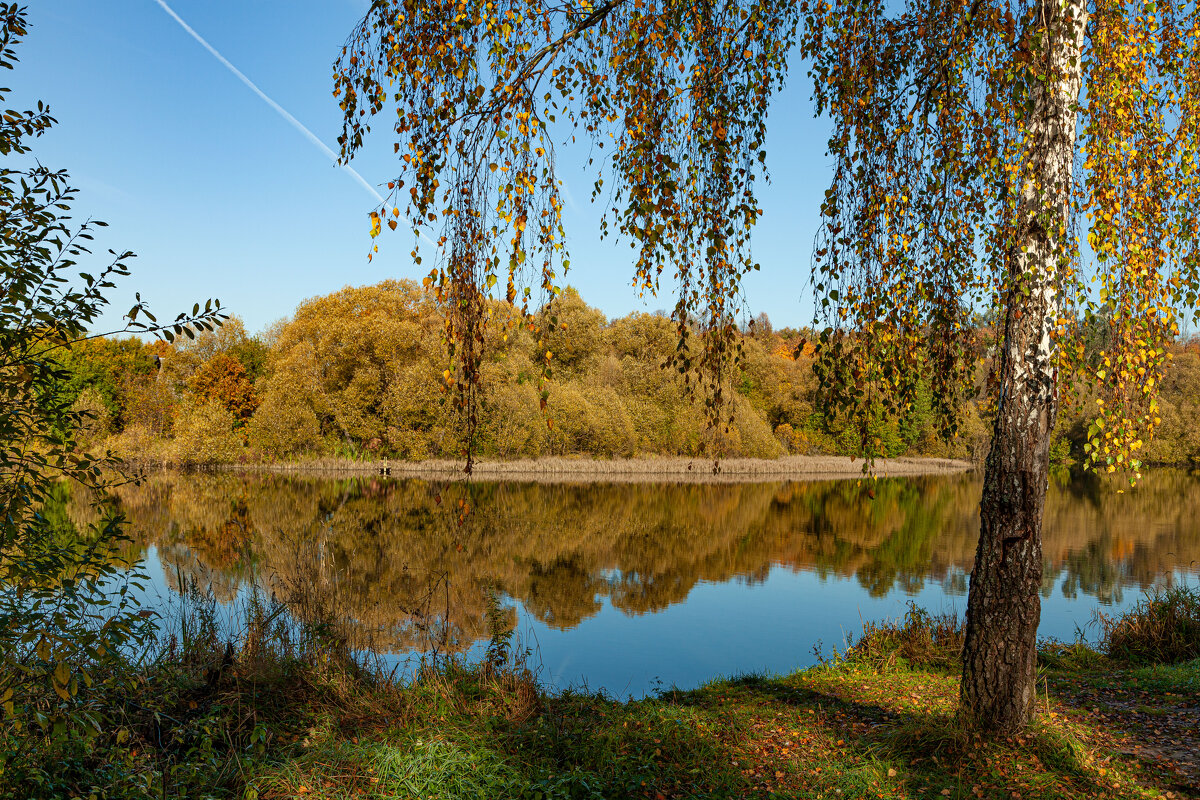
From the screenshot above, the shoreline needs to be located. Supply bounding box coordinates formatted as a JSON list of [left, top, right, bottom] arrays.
[[163, 454, 977, 483]]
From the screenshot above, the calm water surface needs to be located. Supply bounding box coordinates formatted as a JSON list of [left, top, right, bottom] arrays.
[[97, 470, 1200, 696]]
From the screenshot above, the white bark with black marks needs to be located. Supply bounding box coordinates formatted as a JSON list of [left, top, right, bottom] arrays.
[[960, 0, 1088, 733]]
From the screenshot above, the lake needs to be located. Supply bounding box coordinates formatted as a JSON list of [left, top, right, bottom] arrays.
[[91, 468, 1200, 697]]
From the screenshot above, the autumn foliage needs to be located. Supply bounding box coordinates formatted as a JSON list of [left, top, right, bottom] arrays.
[[188, 353, 258, 423], [46, 282, 1200, 468]]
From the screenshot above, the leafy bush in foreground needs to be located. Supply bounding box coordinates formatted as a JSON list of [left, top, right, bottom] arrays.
[[0, 3, 223, 790]]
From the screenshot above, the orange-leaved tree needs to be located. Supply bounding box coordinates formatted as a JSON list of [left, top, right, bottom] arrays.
[[188, 353, 259, 424], [335, 0, 1200, 733]]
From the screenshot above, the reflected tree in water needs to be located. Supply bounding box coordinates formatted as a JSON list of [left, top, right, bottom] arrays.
[[106, 472, 1200, 657]]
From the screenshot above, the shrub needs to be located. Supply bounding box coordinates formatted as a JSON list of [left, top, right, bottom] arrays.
[[121, 373, 176, 439], [107, 423, 174, 465], [728, 393, 785, 458], [172, 400, 243, 464], [544, 382, 637, 457], [483, 381, 547, 458], [69, 386, 111, 447], [247, 393, 322, 459], [774, 422, 796, 451]]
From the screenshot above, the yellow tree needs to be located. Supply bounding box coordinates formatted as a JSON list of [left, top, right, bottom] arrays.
[[335, 0, 1200, 732]]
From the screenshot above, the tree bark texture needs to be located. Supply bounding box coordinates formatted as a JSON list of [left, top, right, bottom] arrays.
[[960, 0, 1087, 734]]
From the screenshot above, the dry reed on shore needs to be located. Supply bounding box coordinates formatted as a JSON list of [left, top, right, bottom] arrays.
[[181, 454, 974, 484]]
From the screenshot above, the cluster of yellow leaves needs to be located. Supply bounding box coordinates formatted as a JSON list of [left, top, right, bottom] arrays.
[[1074, 0, 1200, 481]]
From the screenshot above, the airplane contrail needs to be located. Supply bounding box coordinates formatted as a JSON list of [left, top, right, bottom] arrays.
[[152, 0, 384, 203]]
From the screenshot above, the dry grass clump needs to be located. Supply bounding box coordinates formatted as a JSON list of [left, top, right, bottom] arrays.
[[835, 603, 965, 672], [412, 656, 542, 725], [1098, 585, 1200, 664]]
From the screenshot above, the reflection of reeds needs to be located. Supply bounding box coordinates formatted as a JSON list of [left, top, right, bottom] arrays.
[[269, 526, 463, 660], [152, 549, 542, 722]]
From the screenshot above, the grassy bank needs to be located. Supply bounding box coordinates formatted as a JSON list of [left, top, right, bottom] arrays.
[[4, 590, 1198, 800], [166, 454, 975, 483]]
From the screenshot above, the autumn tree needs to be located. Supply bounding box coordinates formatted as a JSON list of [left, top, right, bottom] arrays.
[[801, 0, 1199, 732], [170, 315, 268, 383], [336, 0, 798, 469], [188, 352, 258, 423], [53, 336, 157, 427], [253, 280, 444, 453], [336, 0, 1200, 733], [538, 286, 607, 377]]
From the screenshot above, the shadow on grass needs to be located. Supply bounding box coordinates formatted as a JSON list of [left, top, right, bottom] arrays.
[[43, 658, 1177, 799], [1043, 658, 1200, 796], [652, 672, 1165, 800], [243, 672, 756, 800]]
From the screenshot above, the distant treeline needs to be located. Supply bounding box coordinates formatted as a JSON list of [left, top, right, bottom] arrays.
[[54, 280, 1200, 467]]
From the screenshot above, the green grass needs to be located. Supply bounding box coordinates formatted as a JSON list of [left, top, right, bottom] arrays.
[[4, 649, 1182, 800], [1126, 657, 1200, 693]]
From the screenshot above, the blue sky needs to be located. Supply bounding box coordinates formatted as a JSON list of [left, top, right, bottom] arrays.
[[19, 1, 834, 335]]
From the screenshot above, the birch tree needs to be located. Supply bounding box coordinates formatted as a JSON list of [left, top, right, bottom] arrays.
[[335, 0, 798, 471], [802, 0, 1200, 731]]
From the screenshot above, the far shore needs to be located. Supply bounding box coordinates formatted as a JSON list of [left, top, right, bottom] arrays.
[[166, 454, 978, 484]]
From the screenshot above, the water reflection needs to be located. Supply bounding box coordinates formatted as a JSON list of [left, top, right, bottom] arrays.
[[81, 469, 1200, 665], [22, 468, 1185, 692]]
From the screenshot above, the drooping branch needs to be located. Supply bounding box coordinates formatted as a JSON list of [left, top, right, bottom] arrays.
[[336, 0, 798, 466], [801, 0, 1200, 474]]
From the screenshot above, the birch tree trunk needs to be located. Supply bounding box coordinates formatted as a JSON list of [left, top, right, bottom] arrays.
[[960, 0, 1088, 733]]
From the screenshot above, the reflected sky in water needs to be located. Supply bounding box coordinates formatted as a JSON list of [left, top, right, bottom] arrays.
[[92, 469, 1200, 697]]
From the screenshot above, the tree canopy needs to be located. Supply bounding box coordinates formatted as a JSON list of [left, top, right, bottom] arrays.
[[803, 0, 1200, 473]]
